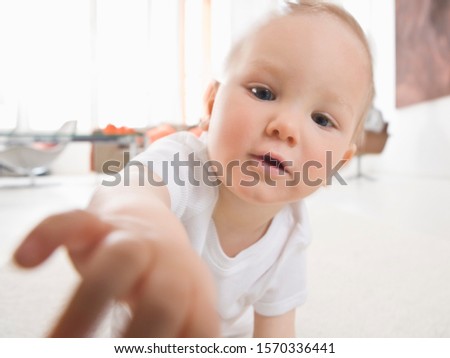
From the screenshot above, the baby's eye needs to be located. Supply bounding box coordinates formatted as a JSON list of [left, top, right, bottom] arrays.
[[251, 87, 276, 101], [312, 113, 334, 128]]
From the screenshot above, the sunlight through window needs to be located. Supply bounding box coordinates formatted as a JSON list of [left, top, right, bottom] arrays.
[[0, 0, 226, 132]]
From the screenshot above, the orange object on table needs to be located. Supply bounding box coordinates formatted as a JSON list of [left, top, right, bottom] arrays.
[[102, 124, 136, 135]]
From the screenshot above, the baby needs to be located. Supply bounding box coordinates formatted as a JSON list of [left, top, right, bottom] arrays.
[[14, 0, 374, 338]]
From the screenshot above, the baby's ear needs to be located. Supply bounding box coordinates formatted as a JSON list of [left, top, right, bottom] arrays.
[[203, 80, 220, 117]]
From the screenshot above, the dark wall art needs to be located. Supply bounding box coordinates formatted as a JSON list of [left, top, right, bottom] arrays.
[[396, 0, 450, 107]]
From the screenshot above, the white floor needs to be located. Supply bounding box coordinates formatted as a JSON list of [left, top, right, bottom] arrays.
[[0, 169, 449, 337], [299, 169, 450, 337]]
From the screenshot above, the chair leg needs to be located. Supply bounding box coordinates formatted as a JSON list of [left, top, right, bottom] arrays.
[[356, 155, 362, 178], [347, 155, 376, 181], [28, 170, 36, 186]]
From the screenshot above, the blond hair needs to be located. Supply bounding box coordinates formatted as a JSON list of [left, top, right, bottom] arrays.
[[223, 0, 375, 145]]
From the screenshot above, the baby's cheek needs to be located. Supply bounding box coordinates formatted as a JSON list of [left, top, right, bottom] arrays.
[[298, 150, 328, 186], [301, 163, 326, 187]]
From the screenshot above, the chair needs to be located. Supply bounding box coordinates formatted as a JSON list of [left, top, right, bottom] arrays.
[[354, 122, 389, 180], [0, 121, 77, 185]]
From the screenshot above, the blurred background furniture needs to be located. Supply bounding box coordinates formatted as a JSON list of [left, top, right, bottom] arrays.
[[354, 123, 389, 180], [354, 108, 389, 180], [0, 121, 77, 185]]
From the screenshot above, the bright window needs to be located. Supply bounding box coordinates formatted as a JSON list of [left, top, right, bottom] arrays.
[[0, 0, 222, 132], [0, 0, 91, 131]]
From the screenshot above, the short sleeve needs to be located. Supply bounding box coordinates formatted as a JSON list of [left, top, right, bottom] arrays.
[[132, 132, 208, 218], [253, 244, 308, 316]]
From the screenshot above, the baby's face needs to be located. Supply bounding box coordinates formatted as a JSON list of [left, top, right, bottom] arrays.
[[206, 12, 372, 205]]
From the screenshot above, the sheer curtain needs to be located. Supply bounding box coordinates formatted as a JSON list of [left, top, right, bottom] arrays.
[[0, 0, 218, 132], [0, 0, 91, 131]]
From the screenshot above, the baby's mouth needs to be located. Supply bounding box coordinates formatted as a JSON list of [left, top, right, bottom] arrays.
[[251, 153, 290, 174]]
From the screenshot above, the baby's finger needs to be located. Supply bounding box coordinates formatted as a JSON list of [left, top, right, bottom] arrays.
[[182, 292, 220, 337], [50, 234, 152, 337], [14, 210, 113, 268], [179, 265, 220, 337], [124, 253, 220, 338], [124, 267, 192, 337]]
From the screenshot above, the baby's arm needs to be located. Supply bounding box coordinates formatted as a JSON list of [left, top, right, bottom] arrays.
[[14, 167, 219, 337], [253, 310, 296, 337]]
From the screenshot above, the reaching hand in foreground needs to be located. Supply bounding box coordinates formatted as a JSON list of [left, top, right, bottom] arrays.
[[14, 210, 219, 337]]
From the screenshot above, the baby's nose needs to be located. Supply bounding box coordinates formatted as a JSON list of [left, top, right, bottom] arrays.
[[266, 115, 299, 146]]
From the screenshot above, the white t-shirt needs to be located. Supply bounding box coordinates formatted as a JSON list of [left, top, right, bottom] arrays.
[[123, 131, 311, 337]]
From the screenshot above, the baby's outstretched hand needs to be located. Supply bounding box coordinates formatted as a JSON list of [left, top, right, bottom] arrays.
[[13, 210, 219, 337]]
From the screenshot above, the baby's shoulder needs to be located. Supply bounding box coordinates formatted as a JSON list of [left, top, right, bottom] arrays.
[[165, 130, 204, 146], [150, 131, 208, 159]]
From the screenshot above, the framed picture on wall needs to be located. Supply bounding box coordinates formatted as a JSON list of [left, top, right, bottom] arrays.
[[395, 0, 450, 108]]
